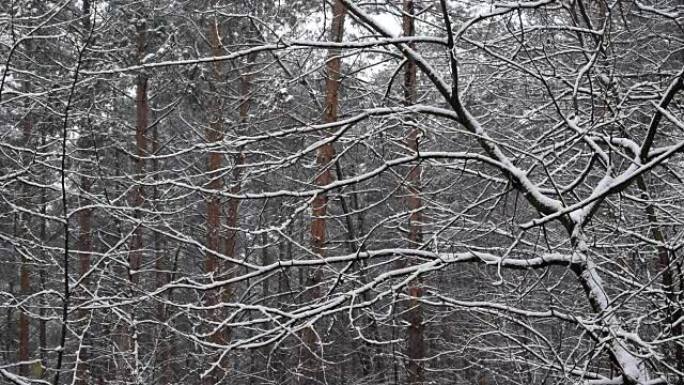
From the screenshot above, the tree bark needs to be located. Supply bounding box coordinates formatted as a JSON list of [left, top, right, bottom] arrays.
[[204, 17, 229, 384], [300, 2, 346, 385], [131, 21, 148, 285], [18, 252, 30, 378], [223, 49, 255, 301], [76, 3, 93, 384], [402, 1, 424, 384], [636, 175, 682, 381], [120, 17, 148, 384], [18, 71, 33, 379], [205, 17, 223, 315]]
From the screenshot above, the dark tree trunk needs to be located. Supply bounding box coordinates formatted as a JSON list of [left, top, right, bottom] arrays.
[[131, 19, 148, 285], [403, 1, 425, 384], [18, 82, 33, 379], [636, 176, 683, 381]]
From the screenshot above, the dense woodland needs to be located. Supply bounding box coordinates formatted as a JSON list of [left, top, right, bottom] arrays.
[[1, 0, 683, 384]]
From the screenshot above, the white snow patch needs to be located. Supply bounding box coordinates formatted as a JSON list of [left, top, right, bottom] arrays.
[[369, 12, 401, 37]]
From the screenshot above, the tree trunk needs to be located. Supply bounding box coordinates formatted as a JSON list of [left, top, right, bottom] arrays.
[[18, 253, 30, 378], [76, 168, 92, 385], [402, 2, 425, 384], [120, 18, 148, 384], [300, 2, 346, 385], [151, 112, 173, 385], [18, 76, 33, 379], [39, 168, 47, 373], [223, 49, 255, 304], [205, 18, 223, 286], [204, 18, 227, 384], [636, 176, 683, 380], [76, 3, 93, 384], [131, 20, 148, 285]]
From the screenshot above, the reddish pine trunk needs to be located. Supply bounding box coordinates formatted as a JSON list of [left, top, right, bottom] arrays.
[[204, 20, 228, 385], [205, 17, 224, 335], [118, 20, 148, 384], [223, 50, 255, 298], [310, 0, 346, 269], [300, 2, 346, 385], [205, 19, 223, 285]]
